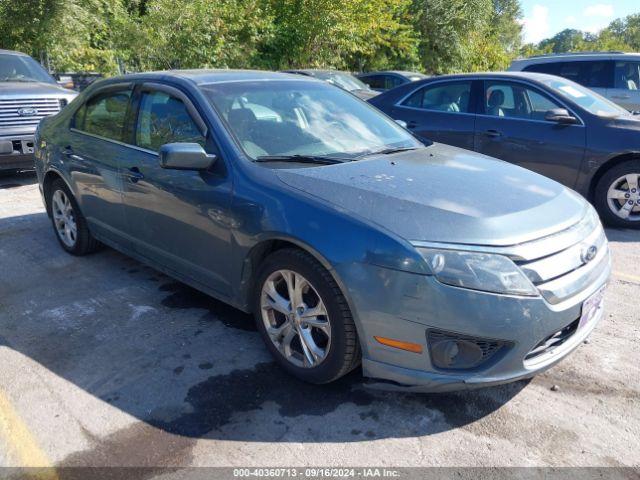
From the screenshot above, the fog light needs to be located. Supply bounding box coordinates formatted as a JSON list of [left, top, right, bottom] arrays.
[[427, 329, 507, 371]]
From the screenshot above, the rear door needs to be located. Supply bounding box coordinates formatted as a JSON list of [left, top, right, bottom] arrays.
[[389, 80, 476, 149], [474, 79, 586, 188], [609, 60, 640, 112], [67, 83, 133, 243], [118, 82, 234, 297]]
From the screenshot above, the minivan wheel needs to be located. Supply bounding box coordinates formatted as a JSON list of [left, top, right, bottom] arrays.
[[48, 178, 100, 255], [595, 160, 640, 229], [253, 248, 361, 384]]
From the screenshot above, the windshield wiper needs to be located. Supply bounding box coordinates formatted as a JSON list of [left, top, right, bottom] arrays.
[[355, 146, 419, 158], [255, 155, 345, 165]]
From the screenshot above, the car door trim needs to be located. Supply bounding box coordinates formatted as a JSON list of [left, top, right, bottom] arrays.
[[70, 128, 159, 156]]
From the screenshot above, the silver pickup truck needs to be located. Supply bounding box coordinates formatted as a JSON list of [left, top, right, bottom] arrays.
[[0, 49, 76, 172]]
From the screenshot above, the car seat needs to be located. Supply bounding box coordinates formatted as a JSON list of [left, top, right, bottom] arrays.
[[487, 90, 505, 117]]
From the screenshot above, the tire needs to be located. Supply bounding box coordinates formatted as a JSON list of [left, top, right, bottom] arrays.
[[48, 178, 101, 255], [253, 248, 361, 384], [594, 160, 640, 229]]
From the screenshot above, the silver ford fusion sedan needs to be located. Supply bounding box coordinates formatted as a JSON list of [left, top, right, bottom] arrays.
[[34, 70, 611, 391]]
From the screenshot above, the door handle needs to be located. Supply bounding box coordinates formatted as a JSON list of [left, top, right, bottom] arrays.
[[611, 94, 631, 100], [126, 167, 144, 183], [407, 120, 418, 129], [62, 146, 83, 162], [484, 129, 502, 138]]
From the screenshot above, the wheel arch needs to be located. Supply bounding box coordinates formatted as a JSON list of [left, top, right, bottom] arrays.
[[588, 152, 640, 201], [42, 169, 73, 217], [238, 235, 354, 317]]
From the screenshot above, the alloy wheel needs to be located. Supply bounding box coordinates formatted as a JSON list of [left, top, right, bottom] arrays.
[[260, 269, 331, 368], [607, 173, 640, 222], [52, 189, 77, 247]]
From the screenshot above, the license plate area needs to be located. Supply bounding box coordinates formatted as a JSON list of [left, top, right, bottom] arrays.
[[578, 285, 606, 330]]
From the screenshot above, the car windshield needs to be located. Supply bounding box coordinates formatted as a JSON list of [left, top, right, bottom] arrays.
[[201, 80, 421, 161], [543, 78, 629, 117], [0, 54, 56, 83], [313, 72, 370, 92]]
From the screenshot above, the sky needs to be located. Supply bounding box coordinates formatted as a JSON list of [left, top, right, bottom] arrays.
[[520, 0, 639, 44]]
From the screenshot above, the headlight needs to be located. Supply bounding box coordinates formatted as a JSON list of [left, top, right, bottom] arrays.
[[417, 248, 538, 296]]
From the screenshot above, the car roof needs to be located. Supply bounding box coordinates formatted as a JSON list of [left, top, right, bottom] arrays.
[[0, 49, 30, 56], [512, 52, 640, 64], [96, 69, 317, 86], [418, 71, 562, 83], [359, 70, 427, 77]]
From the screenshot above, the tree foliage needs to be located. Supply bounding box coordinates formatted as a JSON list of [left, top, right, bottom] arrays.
[[0, 0, 637, 76]]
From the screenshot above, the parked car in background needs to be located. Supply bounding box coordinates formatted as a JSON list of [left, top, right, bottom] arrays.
[[370, 71, 640, 229], [54, 72, 104, 92], [357, 71, 428, 92], [0, 49, 77, 172], [36, 70, 609, 391], [282, 69, 378, 100], [509, 52, 640, 113]]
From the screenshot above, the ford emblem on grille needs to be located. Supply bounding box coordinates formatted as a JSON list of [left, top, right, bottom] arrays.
[[581, 245, 598, 264], [17, 107, 38, 116]]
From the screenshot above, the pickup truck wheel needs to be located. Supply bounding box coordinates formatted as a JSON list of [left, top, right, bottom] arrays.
[[253, 248, 361, 384], [595, 160, 640, 229], [48, 178, 100, 255]]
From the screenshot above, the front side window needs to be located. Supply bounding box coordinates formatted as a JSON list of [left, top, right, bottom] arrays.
[[484, 81, 562, 121], [136, 91, 205, 151], [402, 81, 472, 113], [614, 61, 640, 90], [75, 89, 131, 142], [201, 80, 421, 160]]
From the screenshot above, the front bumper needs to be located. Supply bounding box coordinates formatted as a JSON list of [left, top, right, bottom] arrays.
[[336, 247, 611, 392], [0, 134, 35, 171]]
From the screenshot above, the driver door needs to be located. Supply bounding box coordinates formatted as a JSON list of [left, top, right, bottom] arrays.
[[474, 80, 586, 188], [119, 82, 234, 297]]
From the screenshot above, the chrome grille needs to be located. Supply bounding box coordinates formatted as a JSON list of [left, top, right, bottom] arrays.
[[0, 98, 61, 129], [513, 210, 610, 305]]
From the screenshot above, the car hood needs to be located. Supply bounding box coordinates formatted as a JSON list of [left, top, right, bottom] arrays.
[[276, 144, 588, 246], [607, 114, 640, 131], [0, 81, 75, 97]]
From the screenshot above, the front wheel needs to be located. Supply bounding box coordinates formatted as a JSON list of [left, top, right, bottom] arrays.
[[594, 160, 640, 229], [253, 248, 361, 384]]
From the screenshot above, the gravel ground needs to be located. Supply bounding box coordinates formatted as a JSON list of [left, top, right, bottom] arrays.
[[0, 171, 638, 470]]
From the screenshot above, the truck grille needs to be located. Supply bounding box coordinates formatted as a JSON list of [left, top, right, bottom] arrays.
[[0, 98, 61, 129]]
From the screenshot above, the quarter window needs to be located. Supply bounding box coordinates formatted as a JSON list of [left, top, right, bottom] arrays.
[[75, 89, 131, 142], [136, 91, 205, 152], [402, 81, 473, 113]]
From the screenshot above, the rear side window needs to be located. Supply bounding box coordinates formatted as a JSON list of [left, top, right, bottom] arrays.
[[74, 89, 131, 142], [524, 62, 561, 76], [402, 81, 473, 113], [362, 75, 385, 90], [135, 91, 205, 152]]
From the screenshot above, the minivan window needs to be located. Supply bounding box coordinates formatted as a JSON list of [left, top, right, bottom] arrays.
[[201, 80, 420, 160], [136, 91, 205, 151], [524, 61, 613, 89], [75, 89, 131, 142], [614, 61, 640, 90], [402, 81, 472, 113]]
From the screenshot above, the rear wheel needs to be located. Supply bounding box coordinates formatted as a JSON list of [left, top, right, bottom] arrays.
[[48, 178, 100, 255], [253, 248, 361, 384], [594, 160, 640, 229]]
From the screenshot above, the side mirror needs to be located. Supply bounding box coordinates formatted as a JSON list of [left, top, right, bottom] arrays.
[[545, 108, 579, 125], [159, 143, 216, 171], [395, 119, 408, 128]]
